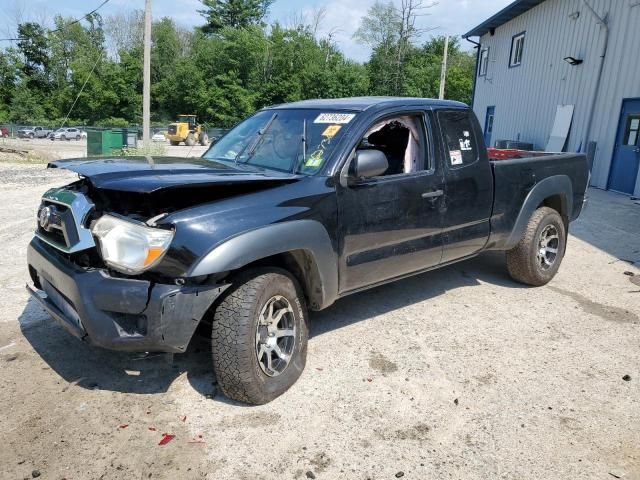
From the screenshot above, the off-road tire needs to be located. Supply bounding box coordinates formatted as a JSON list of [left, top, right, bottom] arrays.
[[170, 140, 180, 146], [506, 206, 566, 286], [199, 132, 209, 146], [185, 133, 196, 146], [211, 268, 308, 405]]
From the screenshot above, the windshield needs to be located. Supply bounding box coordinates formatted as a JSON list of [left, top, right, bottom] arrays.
[[202, 109, 355, 174]]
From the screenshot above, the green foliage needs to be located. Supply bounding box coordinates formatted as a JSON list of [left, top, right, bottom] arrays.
[[0, 1, 475, 128], [199, 0, 274, 34]]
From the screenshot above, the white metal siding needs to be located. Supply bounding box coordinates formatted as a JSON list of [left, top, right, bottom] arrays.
[[472, 0, 640, 196]]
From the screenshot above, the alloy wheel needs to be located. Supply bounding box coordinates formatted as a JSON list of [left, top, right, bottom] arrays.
[[255, 295, 296, 377], [537, 224, 559, 270]]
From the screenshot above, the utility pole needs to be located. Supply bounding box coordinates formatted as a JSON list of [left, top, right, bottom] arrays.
[[438, 35, 449, 100], [143, 0, 152, 147]]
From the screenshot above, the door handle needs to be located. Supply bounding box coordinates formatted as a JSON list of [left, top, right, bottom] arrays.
[[422, 189, 444, 199]]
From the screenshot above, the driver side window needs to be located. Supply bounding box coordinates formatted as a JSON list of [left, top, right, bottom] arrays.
[[357, 114, 428, 177]]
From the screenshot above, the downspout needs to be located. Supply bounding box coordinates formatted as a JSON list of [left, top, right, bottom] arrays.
[[581, 0, 609, 159], [465, 37, 481, 109]]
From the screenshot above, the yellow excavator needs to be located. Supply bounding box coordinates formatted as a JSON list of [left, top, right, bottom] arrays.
[[166, 115, 209, 146]]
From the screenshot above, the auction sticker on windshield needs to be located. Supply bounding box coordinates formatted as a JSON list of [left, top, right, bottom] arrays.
[[314, 113, 356, 124], [322, 125, 342, 137]]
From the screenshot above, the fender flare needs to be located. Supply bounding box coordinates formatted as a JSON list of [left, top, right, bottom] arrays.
[[504, 175, 573, 249], [188, 220, 339, 310]]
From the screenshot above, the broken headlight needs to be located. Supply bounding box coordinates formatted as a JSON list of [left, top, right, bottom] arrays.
[[91, 214, 174, 274]]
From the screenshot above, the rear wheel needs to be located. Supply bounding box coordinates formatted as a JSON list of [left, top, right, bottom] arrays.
[[211, 268, 308, 405], [185, 133, 196, 146], [506, 206, 566, 286]]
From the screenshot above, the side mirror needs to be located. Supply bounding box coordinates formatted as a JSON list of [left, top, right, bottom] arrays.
[[353, 149, 388, 179]]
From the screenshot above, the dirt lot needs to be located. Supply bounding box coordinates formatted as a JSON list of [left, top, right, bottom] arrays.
[[0, 159, 639, 480], [0, 137, 208, 161]]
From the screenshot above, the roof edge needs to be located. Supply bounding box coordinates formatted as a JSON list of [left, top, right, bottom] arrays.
[[463, 0, 546, 39]]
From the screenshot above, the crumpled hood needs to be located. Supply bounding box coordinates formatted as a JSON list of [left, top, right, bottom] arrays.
[[48, 156, 299, 193]]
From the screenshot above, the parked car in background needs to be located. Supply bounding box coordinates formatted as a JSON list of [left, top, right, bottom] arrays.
[[17, 126, 52, 139], [0, 127, 9, 138], [152, 131, 168, 142], [50, 128, 86, 141]]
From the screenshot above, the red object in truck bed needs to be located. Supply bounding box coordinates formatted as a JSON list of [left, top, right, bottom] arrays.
[[487, 148, 549, 161]]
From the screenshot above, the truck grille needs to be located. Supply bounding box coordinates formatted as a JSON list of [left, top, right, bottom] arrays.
[[35, 189, 96, 253]]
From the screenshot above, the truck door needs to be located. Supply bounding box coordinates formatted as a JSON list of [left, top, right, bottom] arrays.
[[436, 109, 494, 263], [336, 111, 445, 293]]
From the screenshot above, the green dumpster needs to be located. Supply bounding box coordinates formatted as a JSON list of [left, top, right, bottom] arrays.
[[87, 129, 135, 156]]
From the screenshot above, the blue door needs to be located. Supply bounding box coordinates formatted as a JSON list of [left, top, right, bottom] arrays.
[[484, 106, 495, 148], [609, 99, 640, 194]]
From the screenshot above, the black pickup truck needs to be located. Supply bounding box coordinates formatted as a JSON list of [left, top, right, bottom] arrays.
[[27, 97, 589, 404]]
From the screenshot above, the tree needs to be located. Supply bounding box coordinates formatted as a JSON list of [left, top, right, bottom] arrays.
[[0, 4, 473, 127], [402, 36, 475, 104], [199, 0, 274, 34], [355, 0, 436, 95]]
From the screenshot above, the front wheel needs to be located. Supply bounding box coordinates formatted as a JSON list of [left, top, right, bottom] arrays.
[[506, 206, 567, 286], [185, 133, 196, 146], [211, 268, 308, 405]]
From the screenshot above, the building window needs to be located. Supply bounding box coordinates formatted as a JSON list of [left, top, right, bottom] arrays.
[[509, 32, 525, 67], [624, 115, 640, 146], [478, 48, 489, 76]]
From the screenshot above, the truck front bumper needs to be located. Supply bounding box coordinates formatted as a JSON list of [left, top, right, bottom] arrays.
[[27, 238, 228, 353]]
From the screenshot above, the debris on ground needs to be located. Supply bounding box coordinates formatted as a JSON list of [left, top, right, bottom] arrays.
[[0, 146, 28, 157], [148, 427, 157, 432], [181, 415, 187, 422], [622, 375, 631, 382], [454, 398, 459, 406], [305, 471, 316, 479], [188, 434, 205, 444], [119, 424, 129, 429], [623, 271, 635, 276], [395, 472, 405, 478], [609, 470, 625, 478], [158, 433, 175, 446], [31, 470, 41, 478]]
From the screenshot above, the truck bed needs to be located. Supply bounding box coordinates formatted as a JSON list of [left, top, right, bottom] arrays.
[[486, 152, 590, 250]]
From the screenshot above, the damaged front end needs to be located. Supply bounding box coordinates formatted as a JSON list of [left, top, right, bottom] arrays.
[[28, 156, 300, 351], [27, 237, 229, 352], [28, 182, 230, 352]]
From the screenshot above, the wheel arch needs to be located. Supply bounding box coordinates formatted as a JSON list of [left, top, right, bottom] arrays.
[[188, 220, 339, 310], [505, 175, 573, 250]]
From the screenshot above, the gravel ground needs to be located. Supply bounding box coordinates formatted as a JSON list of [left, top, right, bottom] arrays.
[[0, 137, 208, 161], [0, 162, 638, 480]]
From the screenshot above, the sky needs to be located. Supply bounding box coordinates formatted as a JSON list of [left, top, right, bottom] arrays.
[[1, 0, 514, 61]]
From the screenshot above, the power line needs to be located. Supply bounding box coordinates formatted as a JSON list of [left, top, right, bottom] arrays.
[[0, 0, 111, 42], [59, 51, 103, 129]]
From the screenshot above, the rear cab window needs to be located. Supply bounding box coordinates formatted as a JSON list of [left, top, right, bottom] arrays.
[[437, 110, 479, 169]]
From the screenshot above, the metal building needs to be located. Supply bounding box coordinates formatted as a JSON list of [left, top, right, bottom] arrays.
[[464, 0, 640, 197]]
